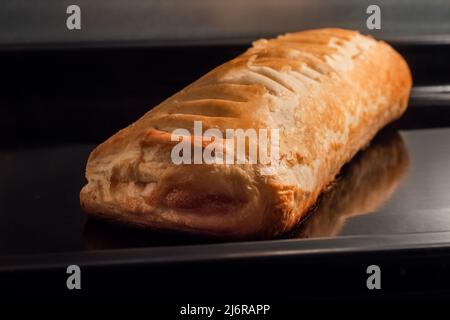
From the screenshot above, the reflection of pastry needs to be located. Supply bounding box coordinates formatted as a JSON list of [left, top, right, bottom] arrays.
[[80, 28, 412, 239], [293, 130, 409, 238]]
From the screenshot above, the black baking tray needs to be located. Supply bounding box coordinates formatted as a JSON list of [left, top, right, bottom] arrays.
[[1, 41, 450, 301]]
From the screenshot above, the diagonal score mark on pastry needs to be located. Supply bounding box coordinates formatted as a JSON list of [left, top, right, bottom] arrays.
[[80, 28, 412, 240]]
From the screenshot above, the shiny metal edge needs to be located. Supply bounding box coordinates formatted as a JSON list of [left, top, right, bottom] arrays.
[[2, 231, 450, 271]]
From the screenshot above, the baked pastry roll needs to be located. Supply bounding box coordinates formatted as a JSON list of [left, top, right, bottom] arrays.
[[80, 28, 412, 239]]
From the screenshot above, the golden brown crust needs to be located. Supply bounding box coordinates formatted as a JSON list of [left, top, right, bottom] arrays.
[[80, 28, 412, 239]]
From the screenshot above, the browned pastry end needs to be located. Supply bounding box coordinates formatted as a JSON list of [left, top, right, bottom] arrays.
[[80, 28, 412, 239]]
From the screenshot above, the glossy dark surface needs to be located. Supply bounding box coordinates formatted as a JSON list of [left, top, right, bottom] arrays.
[[0, 125, 450, 255]]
